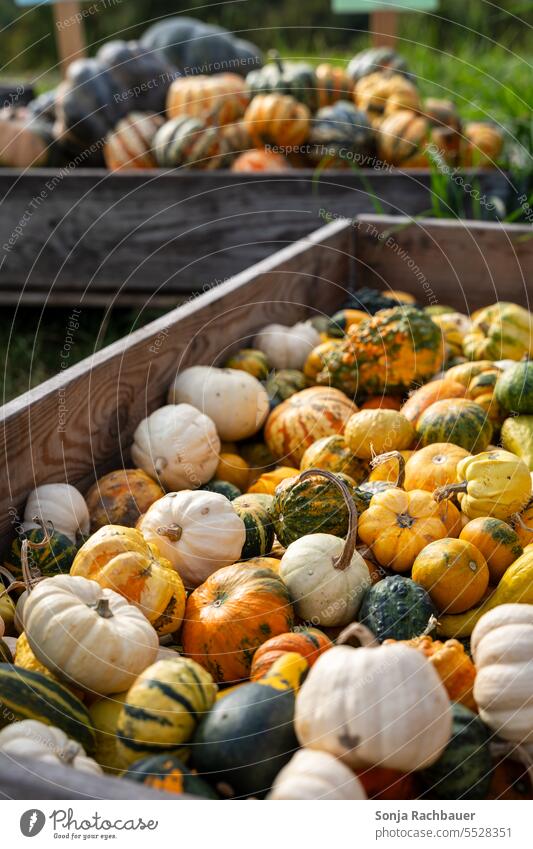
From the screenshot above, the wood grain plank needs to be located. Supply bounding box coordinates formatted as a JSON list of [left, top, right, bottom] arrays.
[[0, 219, 353, 546]]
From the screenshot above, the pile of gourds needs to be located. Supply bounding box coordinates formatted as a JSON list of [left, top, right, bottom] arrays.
[[1, 291, 532, 800], [0, 26, 504, 171]]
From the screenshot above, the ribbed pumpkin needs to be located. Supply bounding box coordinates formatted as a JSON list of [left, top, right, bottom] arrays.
[[445, 359, 497, 387], [359, 575, 438, 643], [270, 471, 356, 547], [412, 538, 489, 614], [116, 657, 217, 766], [354, 72, 420, 124], [224, 348, 270, 380], [265, 386, 357, 467], [232, 494, 274, 558], [182, 565, 294, 683], [250, 628, 332, 681], [265, 369, 308, 409], [219, 121, 252, 162], [462, 121, 504, 167], [300, 435, 367, 483], [315, 63, 353, 106], [415, 398, 493, 452], [5, 527, 77, 581], [104, 112, 164, 171], [404, 443, 469, 492], [303, 339, 343, 382], [85, 469, 164, 532], [378, 110, 429, 165], [401, 378, 467, 426], [317, 307, 443, 397], [247, 466, 299, 495], [463, 302, 533, 362], [430, 312, 471, 360], [247, 55, 319, 111], [460, 518, 523, 583], [166, 73, 249, 124], [154, 115, 229, 169], [230, 148, 289, 172], [347, 47, 410, 83], [124, 754, 218, 798], [243, 93, 310, 148], [344, 409, 415, 460], [308, 101, 374, 165]]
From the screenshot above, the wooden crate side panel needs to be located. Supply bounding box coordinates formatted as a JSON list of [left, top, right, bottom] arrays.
[[353, 216, 533, 312], [0, 220, 352, 545]]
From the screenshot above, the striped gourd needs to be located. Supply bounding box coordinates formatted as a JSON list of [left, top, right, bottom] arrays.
[[270, 472, 355, 547], [154, 116, 229, 169], [416, 399, 493, 453], [123, 754, 219, 798], [300, 435, 367, 483], [0, 664, 95, 754], [232, 494, 274, 558], [224, 348, 270, 381], [0, 640, 13, 664], [116, 657, 217, 766], [5, 528, 77, 581], [103, 112, 164, 171]]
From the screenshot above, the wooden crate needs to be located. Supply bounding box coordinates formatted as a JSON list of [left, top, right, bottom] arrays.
[[0, 167, 508, 306], [0, 213, 531, 798]]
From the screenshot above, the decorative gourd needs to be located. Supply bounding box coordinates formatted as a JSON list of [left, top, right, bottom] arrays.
[[88, 691, 129, 773], [168, 365, 270, 441], [247, 54, 318, 111], [356, 767, 415, 800], [247, 466, 299, 495], [269, 749, 366, 800], [308, 101, 374, 165], [415, 398, 493, 452], [238, 556, 281, 574], [423, 98, 461, 130], [123, 753, 218, 798], [401, 378, 468, 426], [70, 525, 186, 636], [435, 449, 532, 521], [232, 494, 274, 558], [239, 439, 277, 480], [231, 149, 290, 172], [368, 450, 414, 483], [131, 403, 220, 490], [359, 575, 438, 642], [295, 624, 452, 772], [418, 704, 492, 799], [200, 479, 241, 500], [430, 311, 471, 360], [14, 631, 82, 696], [243, 93, 311, 148], [352, 479, 397, 514], [22, 483, 89, 544], [253, 322, 320, 370], [411, 538, 489, 613], [265, 369, 307, 408], [460, 518, 522, 583], [0, 719, 102, 775], [501, 415, 533, 470], [344, 409, 414, 459], [0, 664, 96, 754], [23, 574, 159, 695], [0, 638, 12, 664], [5, 527, 77, 581], [514, 503, 533, 548], [495, 360, 533, 414], [265, 386, 357, 467], [104, 112, 164, 170], [384, 635, 476, 710], [462, 121, 504, 167], [250, 627, 332, 681], [279, 471, 371, 626], [223, 348, 270, 380], [116, 657, 217, 766], [471, 604, 533, 743], [166, 73, 249, 124], [360, 395, 402, 411], [463, 303, 533, 362], [0, 111, 51, 168], [404, 443, 469, 492], [317, 307, 443, 397], [300, 435, 367, 483], [347, 47, 410, 82], [0, 594, 15, 636], [437, 551, 533, 638], [303, 339, 343, 382], [354, 73, 419, 124], [214, 453, 250, 491], [316, 63, 354, 107], [192, 653, 307, 797], [378, 110, 428, 165], [445, 359, 498, 387], [153, 115, 229, 169], [182, 564, 294, 683], [138, 490, 245, 589], [271, 470, 356, 546], [85, 469, 164, 532]]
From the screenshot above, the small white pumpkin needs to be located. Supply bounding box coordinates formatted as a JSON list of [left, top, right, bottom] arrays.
[[23, 575, 159, 695], [295, 626, 452, 772], [253, 321, 320, 370], [23, 483, 90, 543], [138, 490, 246, 588], [268, 749, 367, 800], [167, 366, 269, 441], [472, 604, 533, 744], [0, 719, 102, 775], [131, 403, 220, 490], [279, 471, 371, 626]]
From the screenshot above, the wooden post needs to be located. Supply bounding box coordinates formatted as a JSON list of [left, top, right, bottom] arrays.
[[371, 10, 398, 47], [52, 1, 87, 75]]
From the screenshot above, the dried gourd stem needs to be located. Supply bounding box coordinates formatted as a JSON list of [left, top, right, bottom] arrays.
[[420, 614, 439, 637], [299, 468, 358, 572], [336, 622, 378, 649], [433, 481, 468, 503], [490, 741, 533, 787], [61, 741, 81, 765], [156, 524, 183, 543], [370, 450, 406, 489], [94, 598, 113, 619]]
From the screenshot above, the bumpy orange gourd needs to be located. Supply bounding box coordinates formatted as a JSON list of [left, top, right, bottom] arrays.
[[411, 537, 489, 613], [250, 628, 332, 681], [404, 443, 469, 492]]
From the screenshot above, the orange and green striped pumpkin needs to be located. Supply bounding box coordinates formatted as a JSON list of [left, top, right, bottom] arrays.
[[224, 348, 270, 380], [250, 628, 332, 680], [232, 494, 274, 558], [299, 434, 367, 483], [270, 471, 355, 547], [415, 398, 493, 452]]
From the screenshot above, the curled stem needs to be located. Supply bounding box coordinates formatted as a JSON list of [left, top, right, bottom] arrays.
[[298, 468, 358, 572], [370, 450, 406, 489], [433, 480, 468, 502]]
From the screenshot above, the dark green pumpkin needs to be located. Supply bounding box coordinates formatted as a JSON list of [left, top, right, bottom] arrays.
[[0, 639, 13, 664], [0, 664, 96, 754], [495, 361, 533, 414], [347, 47, 410, 82], [416, 398, 493, 452], [200, 479, 241, 500], [359, 575, 437, 643], [265, 369, 307, 409], [419, 703, 492, 799], [224, 348, 270, 381], [247, 54, 318, 111], [123, 754, 219, 798], [4, 528, 77, 581], [270, 472, 355, 547], [308, 101, 375, 165], [233, 494, 274, 558]]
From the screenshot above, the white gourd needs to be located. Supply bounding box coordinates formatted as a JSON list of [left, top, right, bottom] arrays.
[[0, 720, 102, 775], [253, 322, 320, 370], [471, 604, 533, 744], [131, 403, 220, 490], [268, 749, 367, 800], [23, 484, 90, 543], [138, 490, 246, 588], [167, 366, 270, 441]]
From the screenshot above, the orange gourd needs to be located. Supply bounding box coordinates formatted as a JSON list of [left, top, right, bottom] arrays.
[[215, 453, 250, 491], [360, 395, 403, 411], [411, 537, 489, 613], [231, 149, 290, 172], [250, 628, 332, 681], [459, 517, 523, 583], [401, 379, 467, 426], [404, 442, 469, 492], [247, 467, 298, 495]]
